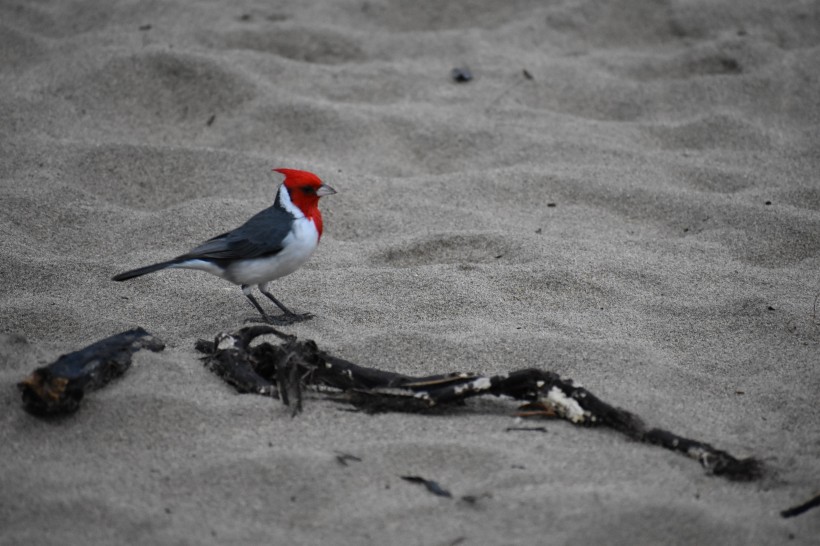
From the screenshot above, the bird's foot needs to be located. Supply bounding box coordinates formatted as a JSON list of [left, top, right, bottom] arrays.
[[244, 312, 314, 326], [275, 312, 314, 325]]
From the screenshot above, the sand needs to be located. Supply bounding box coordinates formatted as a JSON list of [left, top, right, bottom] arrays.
[[1, 0, 819, 544]]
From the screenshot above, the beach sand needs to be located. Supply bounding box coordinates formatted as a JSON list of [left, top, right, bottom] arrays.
[[1, 0, 819, 544]]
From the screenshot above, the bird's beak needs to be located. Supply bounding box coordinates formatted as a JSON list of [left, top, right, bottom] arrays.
[[316, 184, 337, 197]]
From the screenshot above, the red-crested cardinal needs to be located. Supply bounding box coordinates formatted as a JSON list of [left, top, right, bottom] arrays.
[[112, 168, 336, 324]]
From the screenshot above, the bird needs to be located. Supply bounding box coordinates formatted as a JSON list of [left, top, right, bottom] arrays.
[[112, 168, 336, 324]]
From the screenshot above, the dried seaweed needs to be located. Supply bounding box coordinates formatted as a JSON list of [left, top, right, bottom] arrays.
[[18, 328, 165, 416], [197, 325, 762, 481]]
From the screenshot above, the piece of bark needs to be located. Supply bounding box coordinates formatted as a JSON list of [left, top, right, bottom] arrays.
[[18, 328, 165, 416]]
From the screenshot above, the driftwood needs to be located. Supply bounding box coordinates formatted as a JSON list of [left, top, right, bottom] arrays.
[[18, 328, 165, 416], [197, 325, 762, 482]]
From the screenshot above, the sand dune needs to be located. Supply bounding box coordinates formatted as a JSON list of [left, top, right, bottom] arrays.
[[1, 0, 819, 544]]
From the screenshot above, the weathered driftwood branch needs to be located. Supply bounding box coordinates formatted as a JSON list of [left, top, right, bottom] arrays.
[[18, 328, 165, 416], [197, 325, 762, 481]]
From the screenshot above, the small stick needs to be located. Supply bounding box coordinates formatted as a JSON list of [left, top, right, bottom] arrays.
[[486, 69, 535, 112], [401, 476, 452, 498], [781, 493, 820, 518]]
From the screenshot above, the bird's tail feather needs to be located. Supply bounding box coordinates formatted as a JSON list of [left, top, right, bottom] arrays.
[[111, 259, 183, 281]]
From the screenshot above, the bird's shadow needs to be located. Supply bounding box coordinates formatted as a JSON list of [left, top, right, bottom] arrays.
[[243, 313, 314, 326]]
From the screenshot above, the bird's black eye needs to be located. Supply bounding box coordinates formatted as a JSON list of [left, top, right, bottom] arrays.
[[301, 185, 316, 194]]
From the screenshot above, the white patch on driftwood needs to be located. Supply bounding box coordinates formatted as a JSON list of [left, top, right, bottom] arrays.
[[545, 386, 591, 424], [367, 387, 430, 401], [216, 334, 239, 351], [454, 377, 492, 395]]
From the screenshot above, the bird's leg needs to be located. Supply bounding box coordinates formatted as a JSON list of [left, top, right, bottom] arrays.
[[258, 283, 313, 324], [242, 285, 275, 324], [259, 287, 294, 315]]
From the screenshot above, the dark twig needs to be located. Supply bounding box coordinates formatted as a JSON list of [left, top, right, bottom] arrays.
[[335, 452, 362, 466], [486, 69, 535, 111], [401, 476, 453, 498], [506, 427, 548, 433], [781, 493, 820, 518]]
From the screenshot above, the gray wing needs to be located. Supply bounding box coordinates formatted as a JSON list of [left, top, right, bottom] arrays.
[[181, 206, 294, 261]]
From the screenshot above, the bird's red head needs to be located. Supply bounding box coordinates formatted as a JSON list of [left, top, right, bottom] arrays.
[[274, 168, 336, 237]]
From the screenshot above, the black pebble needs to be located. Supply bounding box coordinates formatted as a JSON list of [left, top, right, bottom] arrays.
[[451, 67, 473, 83]]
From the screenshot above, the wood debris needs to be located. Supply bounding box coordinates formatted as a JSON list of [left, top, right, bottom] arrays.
[[18, 328, 165, 416], [197, 325, 763, 481]]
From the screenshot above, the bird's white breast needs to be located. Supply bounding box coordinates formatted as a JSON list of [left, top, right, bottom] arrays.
[[224, 217, 320, 286]]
